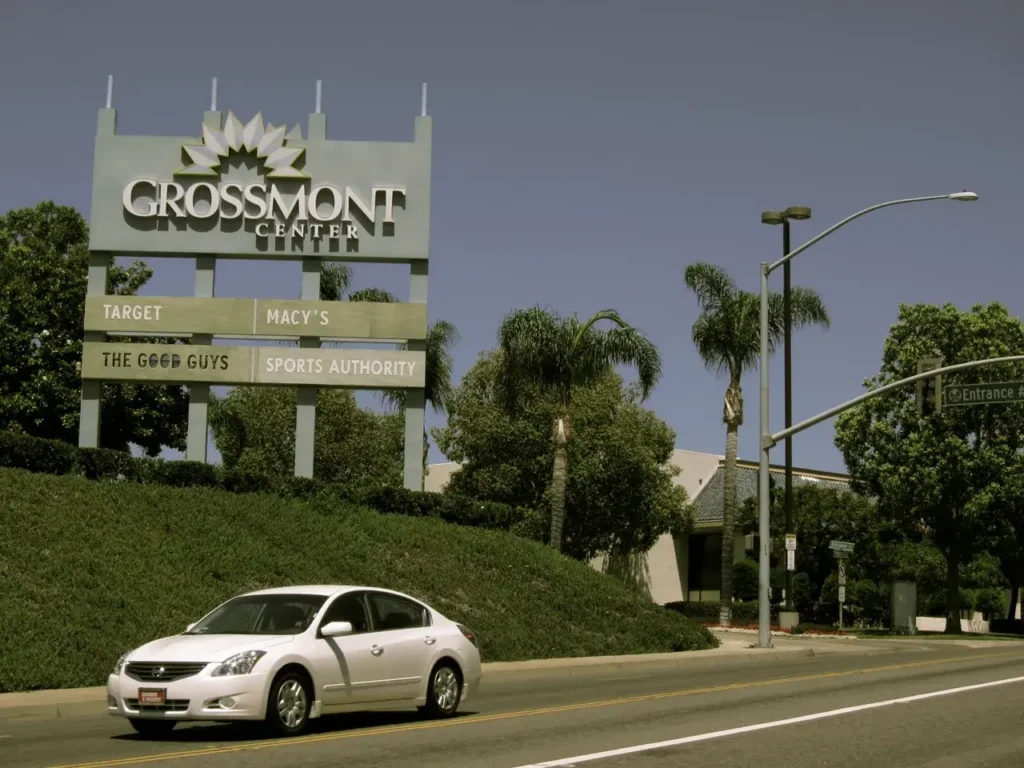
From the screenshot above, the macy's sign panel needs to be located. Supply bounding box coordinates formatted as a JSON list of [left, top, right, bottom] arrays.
[[88, 110, 432, 262]]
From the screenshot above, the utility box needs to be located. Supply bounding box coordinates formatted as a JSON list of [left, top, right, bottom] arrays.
[[891, 581, 917, 635]]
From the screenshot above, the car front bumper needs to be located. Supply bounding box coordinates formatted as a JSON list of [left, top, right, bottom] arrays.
[[107, 669, 271, 722]]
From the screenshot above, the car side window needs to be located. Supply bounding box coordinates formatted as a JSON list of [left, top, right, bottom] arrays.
[[366, 592, 431, 632], [319, 591, 371, 634]]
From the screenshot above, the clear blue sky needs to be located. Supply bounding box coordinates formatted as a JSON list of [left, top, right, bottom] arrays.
[[1, 1, 1020, 473]]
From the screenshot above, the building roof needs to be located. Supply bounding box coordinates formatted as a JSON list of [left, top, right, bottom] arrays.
[[690, 460, 853, 524]]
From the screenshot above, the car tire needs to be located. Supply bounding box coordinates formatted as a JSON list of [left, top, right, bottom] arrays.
[[422, 662, 462, 719], [129, 718, 177, 737], [266, 671, 312, 737]]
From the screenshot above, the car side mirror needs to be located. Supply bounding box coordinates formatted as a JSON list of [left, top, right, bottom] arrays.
[[320, 621, 354, 638], [186, 623, 196, 632]]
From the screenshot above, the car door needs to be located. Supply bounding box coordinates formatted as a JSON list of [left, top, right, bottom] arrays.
[[364, 591, 437, 700], [310, 590, 393, 707]]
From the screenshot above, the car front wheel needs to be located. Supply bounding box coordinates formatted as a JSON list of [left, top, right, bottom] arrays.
[[422, 662, 462, 718], [129, 718, 177, 737], [266, 671, 312, 736]]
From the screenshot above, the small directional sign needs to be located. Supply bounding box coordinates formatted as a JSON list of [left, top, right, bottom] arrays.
[[786, 550, 796, 571], [838, 585, 846, 603], [943, 381, 1024, 408]]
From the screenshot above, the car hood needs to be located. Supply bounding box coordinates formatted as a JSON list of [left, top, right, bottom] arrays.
[[128, 633, 297, 663]]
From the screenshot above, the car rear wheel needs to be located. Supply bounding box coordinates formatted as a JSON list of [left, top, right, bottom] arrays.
[[129, 718, 177, 737], [422, 662, 462, 718], [266, 671, 312, 736]]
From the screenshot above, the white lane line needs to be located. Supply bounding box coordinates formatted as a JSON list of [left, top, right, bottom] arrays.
[[513, 674, 1024, 767]]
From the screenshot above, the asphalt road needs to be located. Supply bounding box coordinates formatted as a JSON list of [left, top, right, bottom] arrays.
[[4, 641, 1024, 768]]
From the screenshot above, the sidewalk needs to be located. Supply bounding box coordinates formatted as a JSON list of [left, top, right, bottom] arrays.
[[0, 631, 904, 723]]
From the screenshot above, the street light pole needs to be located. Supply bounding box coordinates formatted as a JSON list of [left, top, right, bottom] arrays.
[[761, 206, 812, 615], [756, 191, 978, 649]]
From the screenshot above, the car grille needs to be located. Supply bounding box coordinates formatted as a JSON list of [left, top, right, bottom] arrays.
[[125, 698, 190, 713], [124, 662, 207, 682]]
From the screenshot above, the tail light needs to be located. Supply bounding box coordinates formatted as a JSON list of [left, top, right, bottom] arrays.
[[457, 624, 478, 647]]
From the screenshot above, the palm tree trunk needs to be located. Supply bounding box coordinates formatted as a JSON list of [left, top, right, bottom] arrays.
[[549, 414, 571, 551], [720, 378, 743, 628]]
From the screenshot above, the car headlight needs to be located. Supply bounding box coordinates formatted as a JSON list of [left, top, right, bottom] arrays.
[[113, 653, 129, 675], [211, 650, 267, 677]]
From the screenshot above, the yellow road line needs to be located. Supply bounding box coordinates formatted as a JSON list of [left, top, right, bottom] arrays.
[[46, 649, 1024, 768]]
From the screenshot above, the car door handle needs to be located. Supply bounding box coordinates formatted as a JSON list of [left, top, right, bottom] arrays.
[[371, 645, 384, 657], [424, 636, 436, 645]]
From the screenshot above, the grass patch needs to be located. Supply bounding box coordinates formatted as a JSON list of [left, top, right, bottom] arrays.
[[0, 467, 715, 692]]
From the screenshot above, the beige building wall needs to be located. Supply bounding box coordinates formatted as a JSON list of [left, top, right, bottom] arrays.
[[425, 450, 731, 605]]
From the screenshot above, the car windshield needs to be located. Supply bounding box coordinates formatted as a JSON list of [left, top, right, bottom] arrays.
[[186, 594, 328, 635]]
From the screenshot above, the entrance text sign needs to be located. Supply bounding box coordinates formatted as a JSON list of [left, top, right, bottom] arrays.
[[84, 296, 427, 340], [89, 110, 432, 262], [81, 343, 426, 389], [943, 381, 1024, 408]]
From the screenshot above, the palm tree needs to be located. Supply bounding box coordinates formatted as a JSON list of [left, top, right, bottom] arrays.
[[496, 306, 662, 552], [684, 262, 830, 627]]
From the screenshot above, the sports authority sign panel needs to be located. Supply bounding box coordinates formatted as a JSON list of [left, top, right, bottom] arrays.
[[81, 343, 426, 389], [84, 296, 427, 340], [88, 110, 431, 261]]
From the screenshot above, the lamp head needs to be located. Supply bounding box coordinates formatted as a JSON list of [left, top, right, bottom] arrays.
[[761, 210, 786, 226], [784, 205, 812, 220], [949, 191, 978, 201]]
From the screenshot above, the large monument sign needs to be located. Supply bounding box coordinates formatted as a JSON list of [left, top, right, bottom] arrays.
[[79, 78, 433, 489]]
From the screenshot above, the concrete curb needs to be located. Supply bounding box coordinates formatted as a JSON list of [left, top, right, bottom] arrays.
[[0, 636, 883, 724]]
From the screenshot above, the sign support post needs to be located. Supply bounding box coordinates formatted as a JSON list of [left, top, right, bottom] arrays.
[[829, 540, 853, 630], [404, 260, 428, 491], [78, 251, 110, 448], [295, 257, 322, 478], [185, 107, 222, 463]]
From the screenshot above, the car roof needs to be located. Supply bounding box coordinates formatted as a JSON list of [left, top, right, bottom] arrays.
[[239, 585, 427, 602]]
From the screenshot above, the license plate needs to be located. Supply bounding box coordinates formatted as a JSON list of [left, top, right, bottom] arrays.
[[138, 688, 166, 705]]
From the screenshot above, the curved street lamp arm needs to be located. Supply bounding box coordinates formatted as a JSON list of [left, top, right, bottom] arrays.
[[766, 195, 952, 275], [766, 354, 1024, 448]]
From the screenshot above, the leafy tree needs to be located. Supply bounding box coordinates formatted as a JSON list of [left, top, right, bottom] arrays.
[[738, 481, 879, 622], [433, 350, 687, 564], [684, 262, 830, 626], [209, 386, 403, 487], [989, 451, 1024, 619], [0, 201, 188, 454], [494, 307, 662, 553], [834, 302, 1024, 633]]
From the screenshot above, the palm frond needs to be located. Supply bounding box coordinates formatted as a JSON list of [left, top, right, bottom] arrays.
[[348, 287, 398, 303], [319, 262, 352, 302], [588, 325, 662, 400], [684, 262, 736, 313]]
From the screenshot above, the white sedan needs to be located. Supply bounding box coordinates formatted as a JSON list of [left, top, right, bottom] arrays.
[[107, 585, 482, 737]]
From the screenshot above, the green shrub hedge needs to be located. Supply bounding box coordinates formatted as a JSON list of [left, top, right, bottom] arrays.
[[0, 467, 717, 692], [664, 600, 779, 623], [0, 430, 540, 538]]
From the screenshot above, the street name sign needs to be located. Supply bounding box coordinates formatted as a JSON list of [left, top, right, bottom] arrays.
[[828, 540, 854, 553], [943, 381, 1024, 408]]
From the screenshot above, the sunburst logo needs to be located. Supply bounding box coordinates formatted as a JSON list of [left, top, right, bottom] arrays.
[[176, 111, 308, 179]]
